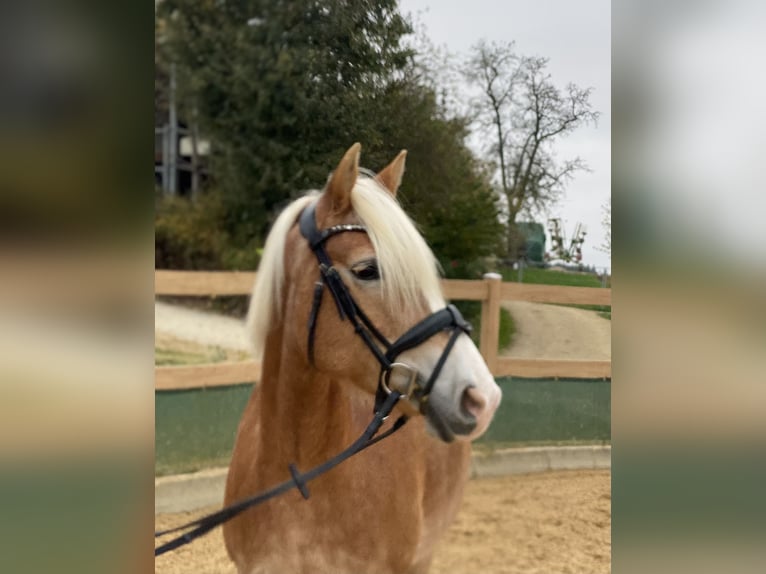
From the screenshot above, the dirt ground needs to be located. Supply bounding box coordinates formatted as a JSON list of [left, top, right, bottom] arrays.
[[155, 470, 610, 574], [501, 301, 611, 361]]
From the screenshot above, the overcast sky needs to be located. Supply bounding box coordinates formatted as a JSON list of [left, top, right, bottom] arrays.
[[398, 0, 611, 271]]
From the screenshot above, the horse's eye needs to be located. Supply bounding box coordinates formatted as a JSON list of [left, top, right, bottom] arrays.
[[351, 262, 380, 281]]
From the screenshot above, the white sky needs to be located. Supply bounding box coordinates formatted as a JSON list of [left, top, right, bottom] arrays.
[[398, 0, 611, 272]]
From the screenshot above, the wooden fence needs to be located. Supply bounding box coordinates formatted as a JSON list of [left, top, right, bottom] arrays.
[[155, 270, 611, 390]]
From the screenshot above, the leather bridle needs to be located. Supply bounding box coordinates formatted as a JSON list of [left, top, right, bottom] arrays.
[[298, 200, 472, 414], [155, 197, 472, 557]]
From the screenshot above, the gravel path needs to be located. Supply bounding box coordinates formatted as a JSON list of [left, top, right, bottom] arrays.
[[501, 301, 611, 361], [155, 301, 250, 352], [155, 299, 611, 361]]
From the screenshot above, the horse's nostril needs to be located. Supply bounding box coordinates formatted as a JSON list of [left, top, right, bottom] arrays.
[[460, 386, 486, 419]]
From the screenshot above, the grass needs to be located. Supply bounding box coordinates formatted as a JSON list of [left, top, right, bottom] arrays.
[[155, 347, 225, 366], [500, 266, 605, 288], [499, 266, 611, 318], [155, 334, 249, 366], [463, 304, 515, 351], [550, 302, 612, 318], [498, 308, 515, 349]]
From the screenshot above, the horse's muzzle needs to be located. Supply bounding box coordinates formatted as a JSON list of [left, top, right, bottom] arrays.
[[422, 384, 484, 442]]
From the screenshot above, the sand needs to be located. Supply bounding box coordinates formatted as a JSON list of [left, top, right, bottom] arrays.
[[155, 470, 610, 574]]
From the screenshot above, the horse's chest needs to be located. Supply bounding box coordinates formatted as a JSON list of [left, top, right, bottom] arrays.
[[228, 466, 426, 573]]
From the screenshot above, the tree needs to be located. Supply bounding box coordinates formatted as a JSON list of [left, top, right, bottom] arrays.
[[463, 40, 599, 259], [597, 199, 611, 256], [156, 1, 506, 276], [374, 78, 505, 278], [160, 0, 414, 242]]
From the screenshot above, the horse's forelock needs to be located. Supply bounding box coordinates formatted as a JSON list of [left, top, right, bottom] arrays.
[[247, 177, 444, 361], [350, 177, 444, 314]]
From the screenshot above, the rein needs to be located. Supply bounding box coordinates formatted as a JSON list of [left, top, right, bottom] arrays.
[[155, 391, 406, 556], [154, 199, 470, 557]]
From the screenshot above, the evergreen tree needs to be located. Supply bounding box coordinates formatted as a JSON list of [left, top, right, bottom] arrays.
[[157, 1, 504, 276], [160, 0, 413, 240]]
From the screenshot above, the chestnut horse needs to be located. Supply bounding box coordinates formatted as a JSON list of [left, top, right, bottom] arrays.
[[224, 144, 502, 573]]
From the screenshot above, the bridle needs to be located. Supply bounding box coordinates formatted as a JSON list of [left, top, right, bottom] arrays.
[[298, 200, 472, 414], [155, 196, 471, 557]]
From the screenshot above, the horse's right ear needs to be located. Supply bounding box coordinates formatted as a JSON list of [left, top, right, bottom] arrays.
[[376, 149, 407, 197], [326, 143, 361, 214]]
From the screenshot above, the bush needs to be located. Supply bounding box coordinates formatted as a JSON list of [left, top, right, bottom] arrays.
[[155, 191, 260, 271]]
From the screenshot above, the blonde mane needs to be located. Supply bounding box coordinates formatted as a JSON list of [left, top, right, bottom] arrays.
[[247, 176, 444, 360]]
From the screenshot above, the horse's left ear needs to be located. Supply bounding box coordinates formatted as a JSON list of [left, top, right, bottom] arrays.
[[326, 142, 361, 214], [376, 150, 407, 197]]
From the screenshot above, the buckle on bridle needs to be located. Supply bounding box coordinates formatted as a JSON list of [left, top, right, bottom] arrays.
[[380, 363, 420, 400]]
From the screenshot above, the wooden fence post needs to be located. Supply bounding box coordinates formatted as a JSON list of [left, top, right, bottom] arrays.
[[479, 272, 502, 373]]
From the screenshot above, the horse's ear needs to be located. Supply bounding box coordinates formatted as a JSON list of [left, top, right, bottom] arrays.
[[375, 149, 407, 197], [326, 142, 361, 214]]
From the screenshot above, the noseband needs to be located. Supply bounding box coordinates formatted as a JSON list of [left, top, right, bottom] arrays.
[[299, 201, 471, 413]]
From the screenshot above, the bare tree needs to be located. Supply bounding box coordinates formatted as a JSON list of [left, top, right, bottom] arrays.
[[597, 199, 611, 255], [463, 40, 599, 257]]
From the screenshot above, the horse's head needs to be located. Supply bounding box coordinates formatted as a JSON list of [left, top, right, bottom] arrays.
[[249, 144, 501, 442]]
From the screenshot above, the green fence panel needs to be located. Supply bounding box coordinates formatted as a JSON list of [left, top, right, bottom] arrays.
[[155, 377, 610, 475], [155, 385, 253, 476], [477, 377, 611, 445]]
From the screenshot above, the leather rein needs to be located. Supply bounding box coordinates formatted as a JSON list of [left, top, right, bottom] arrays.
[[154, 201, 471, 557]]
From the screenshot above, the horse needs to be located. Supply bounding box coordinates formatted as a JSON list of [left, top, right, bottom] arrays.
[[223, 143, 502, 574]]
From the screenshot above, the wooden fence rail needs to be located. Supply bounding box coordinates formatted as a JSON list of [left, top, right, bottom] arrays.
[[155, 270, 611, 390]]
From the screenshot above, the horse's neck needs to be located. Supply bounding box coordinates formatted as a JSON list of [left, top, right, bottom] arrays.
[[227, 330, 473, 573], [256, 337, 370, 470]]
